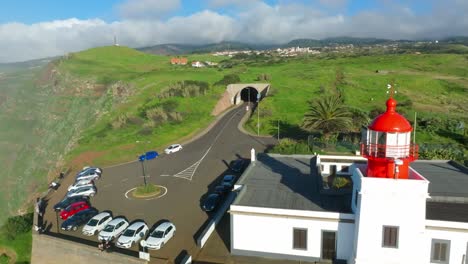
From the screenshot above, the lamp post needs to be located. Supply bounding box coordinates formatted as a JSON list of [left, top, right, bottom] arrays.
[[257, 93, 260, 136], [136, 140, 151, 186]]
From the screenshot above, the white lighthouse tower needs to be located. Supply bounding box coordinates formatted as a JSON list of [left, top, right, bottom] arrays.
[[350, 88, 429, 264]]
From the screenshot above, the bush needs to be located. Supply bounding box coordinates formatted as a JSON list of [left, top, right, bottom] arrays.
[[215, 74, 241, 86], [256, 73, 271, 81], [146, 107, 169, 124], [332, 177, 351, 189], [158, 80, 209, 99], [418, 144, 464, 160], [1, 213, 33, 240], [168, 112, 183, 122], [111, 114, 128, 129], [126, 114, 144, 125], [0, 254, 10, 264]]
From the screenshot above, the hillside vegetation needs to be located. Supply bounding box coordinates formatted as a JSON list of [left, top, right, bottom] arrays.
[[58, 46, 229, 164], [57, 47, 467, 165]]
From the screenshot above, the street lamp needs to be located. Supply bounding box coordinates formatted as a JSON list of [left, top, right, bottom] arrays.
[[136, 141, 151, 186], [257, 93, 261, 136]]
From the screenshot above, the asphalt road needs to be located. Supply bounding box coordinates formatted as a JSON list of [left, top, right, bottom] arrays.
[[43, 103, 276, 262]]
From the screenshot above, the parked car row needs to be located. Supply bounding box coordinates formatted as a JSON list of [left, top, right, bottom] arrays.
[[83, 212, 176, 250], [202, 174, 238, 212]]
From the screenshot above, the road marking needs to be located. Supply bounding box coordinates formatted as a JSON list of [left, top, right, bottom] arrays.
[[103, 184, 112, 188], [121, 178, 128, 182], [124, 186, 168, 201], [159, 174, 171, 177], [125, 188, 137, 199], [173, 148, 210, 181], [171, 108, 242, 181]]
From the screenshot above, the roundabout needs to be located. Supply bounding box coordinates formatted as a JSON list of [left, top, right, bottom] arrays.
[[124, 184, 168, 201]]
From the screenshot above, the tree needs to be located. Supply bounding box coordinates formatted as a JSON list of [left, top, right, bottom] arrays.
[[302, 95, 352, 139]]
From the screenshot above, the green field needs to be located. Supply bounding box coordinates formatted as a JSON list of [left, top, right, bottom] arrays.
[[57, 47, 467, 164]]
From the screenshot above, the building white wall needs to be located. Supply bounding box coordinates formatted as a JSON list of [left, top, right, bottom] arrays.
[[317, 155, 366, 176], [230, 206, 355, 261], [425, 220, 468, 264], [351, 166, 430, 264]]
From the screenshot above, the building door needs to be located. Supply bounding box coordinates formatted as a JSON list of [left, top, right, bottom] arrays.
[[322, 231, 336, 260]]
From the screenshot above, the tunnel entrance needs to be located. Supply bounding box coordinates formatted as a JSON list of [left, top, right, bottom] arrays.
[[240, 87, 259, 103]]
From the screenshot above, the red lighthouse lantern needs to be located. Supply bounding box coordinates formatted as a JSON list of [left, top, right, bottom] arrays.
[[361, 96, 418, 179]]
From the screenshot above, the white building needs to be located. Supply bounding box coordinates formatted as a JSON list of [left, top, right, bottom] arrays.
[[191, 61, 205, 68], [230, 98, 468, 264]]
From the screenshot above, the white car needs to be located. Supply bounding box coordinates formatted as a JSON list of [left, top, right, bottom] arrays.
[[66, 185, 96, 198], [144, 222, 176, 250], [164, 144, 182, 154], [115, 221, 148, 248], [67, 180, 94, 192], [98, 218, 129, 242], [82, 212, 112, 236], [76, 167, 102, 182]]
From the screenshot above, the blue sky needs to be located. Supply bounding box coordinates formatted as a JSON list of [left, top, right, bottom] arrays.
[[0, 0, 466, 63], [0, 0, 431, 24]]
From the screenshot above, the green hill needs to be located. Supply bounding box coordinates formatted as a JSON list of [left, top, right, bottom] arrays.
[[59, 47, 467, 163]]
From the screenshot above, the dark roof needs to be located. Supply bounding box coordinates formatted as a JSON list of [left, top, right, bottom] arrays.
[[411, 160, 468, 198], [426, 202, 468, 223], [233, 154, 351, 213]]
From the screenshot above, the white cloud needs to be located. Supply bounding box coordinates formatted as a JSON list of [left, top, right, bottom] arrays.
[[0, 0, 467, 63], [318, 0, 348, 8], [117, 0, 181, 19], [208, 0, 260, 8]]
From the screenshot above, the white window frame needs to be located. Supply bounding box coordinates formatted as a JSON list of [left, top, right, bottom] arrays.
[[431, 239, 450, 264]]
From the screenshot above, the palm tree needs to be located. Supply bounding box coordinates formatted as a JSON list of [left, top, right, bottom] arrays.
[[302, 95, 352, 139]]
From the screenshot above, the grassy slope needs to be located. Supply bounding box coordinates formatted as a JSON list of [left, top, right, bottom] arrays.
[[62, 48, 467, 164], [60, 46, 229, 164]]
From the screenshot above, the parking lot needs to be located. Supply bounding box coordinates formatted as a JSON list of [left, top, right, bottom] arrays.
[[41, 105, 276, 262]]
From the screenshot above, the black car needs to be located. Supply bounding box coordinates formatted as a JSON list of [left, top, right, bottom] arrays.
[[229, 159, 248, 173], [61, 208, 98, 231], [202, 193, 222, 212], [53, 195, 89, 211], [214, 185, 230, 195]]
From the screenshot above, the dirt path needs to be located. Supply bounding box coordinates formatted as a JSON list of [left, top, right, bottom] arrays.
[[0, 246, 17, 264]]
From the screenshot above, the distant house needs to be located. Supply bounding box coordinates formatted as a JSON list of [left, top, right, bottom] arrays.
[[191, 61, 205, 68], [170, 57, 188, 65], [205, 61, 218, 66]]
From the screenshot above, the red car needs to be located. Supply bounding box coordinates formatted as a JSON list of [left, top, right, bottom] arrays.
[[60, 201, 89, 220]]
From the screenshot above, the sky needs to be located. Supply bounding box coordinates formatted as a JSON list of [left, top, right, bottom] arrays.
[[0, 0, 467, 63]]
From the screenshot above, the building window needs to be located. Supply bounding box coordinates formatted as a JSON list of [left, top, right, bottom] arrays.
[[431, 239, 450, 263], [382, 226, 398, 248], [293, 228, 307, 250]]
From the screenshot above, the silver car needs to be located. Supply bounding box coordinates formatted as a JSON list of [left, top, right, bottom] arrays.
[[66, 185, 96, 198], [116, 221, 148, 248], [98, 218, 129, 242], [82, 212, 112, 236], [145, 222, 176, 250], [76, 167, 102, 182], [68, 180, 94, 192]]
